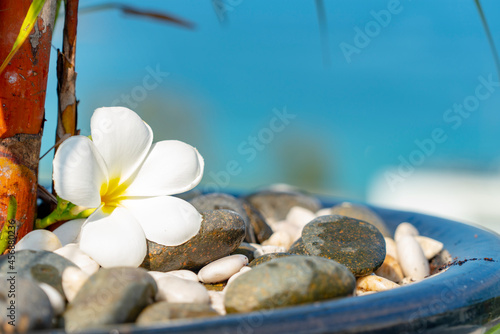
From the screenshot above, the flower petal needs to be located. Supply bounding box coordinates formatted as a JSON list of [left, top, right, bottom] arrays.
[[79, 207, 147, 267], [90, 107, 153, 183], [52, 219, 85, 246], [53, 136, 107, 208], [124, 140, 204, 197], [121, 196, 201, 246]]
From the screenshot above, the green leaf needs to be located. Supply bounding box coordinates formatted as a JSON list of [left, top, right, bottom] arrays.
[[0, 197, 17, 254], [474, 0, 500, 79], [0, 0, 48, 74], [6, 196, 17, 221], [485, 322, 500, 334]]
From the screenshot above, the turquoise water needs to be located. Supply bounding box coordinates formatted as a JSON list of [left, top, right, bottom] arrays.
[[40, 0, 500, 200]]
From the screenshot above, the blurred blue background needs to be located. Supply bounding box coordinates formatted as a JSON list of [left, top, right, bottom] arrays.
[[40, 0, 500, 209]]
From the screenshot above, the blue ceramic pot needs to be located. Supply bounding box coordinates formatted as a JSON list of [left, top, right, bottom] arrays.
[[53, 200, 500, 333]]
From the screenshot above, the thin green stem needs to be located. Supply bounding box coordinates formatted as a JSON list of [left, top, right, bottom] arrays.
[[35, 197, 95, 229]]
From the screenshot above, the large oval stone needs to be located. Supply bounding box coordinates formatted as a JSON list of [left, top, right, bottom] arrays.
[[0, 250, 77, 296], [64, 267, 157, 332], [189, 193, 256, 243], [288, 238, 309, 255], [329, 202, 390, 237], [302, 215, 386, 277], [141, 210, 246, 272], [244, 190, 321, 223], [224, 255, 355, 313]]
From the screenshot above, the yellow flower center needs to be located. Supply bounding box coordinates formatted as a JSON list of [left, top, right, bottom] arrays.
[[100, 177, 128, 214]]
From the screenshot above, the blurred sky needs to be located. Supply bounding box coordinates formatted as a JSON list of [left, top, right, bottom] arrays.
[[39, 0, 500, 200]]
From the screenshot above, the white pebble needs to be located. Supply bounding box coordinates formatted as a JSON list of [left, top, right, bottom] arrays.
[[375, 255, 404, 283], [148, 270, 199, 283], [249, 243, 262, 249], [156, 275, 209, 304], [62, 266, 90, 302], [271, 222, 302, 243], [315, 208, 332, 217], [38, 282, 65, 315], [396, 235, 429, 280], [147, 271, 171, 282], [286, 206, 316, 229], [415, 236, 444, 260], [266, 217, 279, 227], [384, 237, 398, 261], [168, 270, 199, 282], [400, 277, 417, 285], [208, 290, 226, 315], [356, 290, 377, 296], [148, 269, 200, 282], [356, 274, 400, 294], [15, 230, 62, 252], [54, 243, 100, 276], [239, 266, 252, 273], [262, 231, 293, 249], [166, 270, 199, 282], [253, 245, 286, 258], [224, 266, 252, 290], [267, 219, 286, 231], [52, 219, 85, 246], [394, 222, 419, 242], [198, 255, 248, 283]]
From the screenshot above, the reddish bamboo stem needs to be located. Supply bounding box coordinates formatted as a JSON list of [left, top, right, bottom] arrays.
[[56, 0, 79, 151], [0, 0, 57, 239]]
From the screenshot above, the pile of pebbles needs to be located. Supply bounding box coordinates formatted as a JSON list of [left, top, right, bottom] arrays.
[[0, 189, 450, 332]]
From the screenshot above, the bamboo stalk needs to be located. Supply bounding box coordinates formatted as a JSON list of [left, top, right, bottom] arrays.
[[0, 0, 57, 240], [55, 0, 79, 152]]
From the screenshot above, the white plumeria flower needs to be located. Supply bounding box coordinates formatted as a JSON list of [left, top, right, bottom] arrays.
[[52, 107, 204, 268]]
